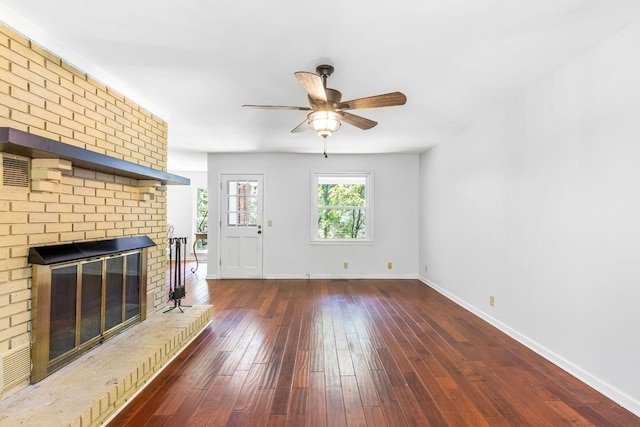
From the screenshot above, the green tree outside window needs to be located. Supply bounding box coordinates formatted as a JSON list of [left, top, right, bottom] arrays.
[[314, 174, 371, 241], [196, 187, 208, 250]]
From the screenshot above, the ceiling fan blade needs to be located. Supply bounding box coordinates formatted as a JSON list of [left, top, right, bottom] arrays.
[[294, 71, 327, 102], [291, 119, 309, 133], [338, 91, 407, 110], [340, 112, 377, 130], [242, 104, 311, 111]]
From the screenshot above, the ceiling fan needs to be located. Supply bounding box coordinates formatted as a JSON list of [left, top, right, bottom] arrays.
[[243, 64, 406, 156]]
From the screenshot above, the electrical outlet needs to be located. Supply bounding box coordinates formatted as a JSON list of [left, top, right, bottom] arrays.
[[343, 262, 348, 269], [489, 296, 495, 307], [387, 262, 393, 269], [267, 220, 273, 227]]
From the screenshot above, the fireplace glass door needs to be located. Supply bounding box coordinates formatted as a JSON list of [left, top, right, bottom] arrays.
[[49, 265, 78, 360], [125, 253, 140, 320], [105, 256, 124, 330], [32, 249, 147, 382], [80, 260, 103, 344]]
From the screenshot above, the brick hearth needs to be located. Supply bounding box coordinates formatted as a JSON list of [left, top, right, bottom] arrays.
[[0, 305, 211, 427]]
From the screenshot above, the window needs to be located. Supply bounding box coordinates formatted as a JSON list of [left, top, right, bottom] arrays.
[[195, 187, 208, 250], [226, 179, 259, 227], [312, 172, 373, 243]]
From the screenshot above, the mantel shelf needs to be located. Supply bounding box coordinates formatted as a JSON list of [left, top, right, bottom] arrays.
[[0, 127, 189, 185]]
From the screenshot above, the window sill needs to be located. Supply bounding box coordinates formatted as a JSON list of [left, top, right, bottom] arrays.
[[310, 239, 374, 246]]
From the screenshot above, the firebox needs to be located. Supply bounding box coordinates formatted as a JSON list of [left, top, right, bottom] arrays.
[[28, 236, 156, 382]]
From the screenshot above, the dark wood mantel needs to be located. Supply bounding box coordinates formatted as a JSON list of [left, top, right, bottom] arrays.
[[0, 127, 189, 185]]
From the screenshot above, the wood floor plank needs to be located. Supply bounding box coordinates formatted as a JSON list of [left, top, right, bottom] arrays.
[[204, 369, 250, 426], [144, 415, 170, 426], [401, 371, 449, 426], [323, 317, 342, 389], [341, 375, 367, 427], [369, 369, 408, 426], [292, 349, 309, 388], [362, 406, 388, 427], [435, 376, 493, 427], [357, 338, 384, 372], [545, 400, 597, 426], [246, 388, 274, 426], [309, 322, 325, 372], [350, 361, 380, 408], [184, 375, 233, 426], [392, 385, 431, 426], [325, 386, 347, 427], [235, 326, 267, 371], [337, 348, 355, 377], [109, 275, 640, 427], [253, 320, 282, 365], [285, 387, 307, 427], [367, 298, 418, 374], [307, 371, 327, 427], [233, 362, 267, 411], [271, 295, 304, 415], [260, 326, 289, 389], [271, 340, 299, 413], [162, 388, 207, 425]]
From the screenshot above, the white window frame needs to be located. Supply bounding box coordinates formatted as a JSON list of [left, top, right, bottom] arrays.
[[311, 171, 374, 245]]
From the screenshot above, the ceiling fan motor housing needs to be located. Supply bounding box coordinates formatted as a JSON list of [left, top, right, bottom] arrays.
[[316, 64, 335, 78]]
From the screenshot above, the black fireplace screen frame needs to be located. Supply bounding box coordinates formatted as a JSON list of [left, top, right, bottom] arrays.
[[28, 236, 155, 266]]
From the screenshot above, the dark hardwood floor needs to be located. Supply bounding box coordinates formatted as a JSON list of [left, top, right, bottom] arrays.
[[109, 265, 640, 426]]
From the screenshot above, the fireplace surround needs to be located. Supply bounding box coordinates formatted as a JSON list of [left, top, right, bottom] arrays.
[[28, 236, 155, 382]]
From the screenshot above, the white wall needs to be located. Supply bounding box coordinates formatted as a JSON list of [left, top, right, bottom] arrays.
[[207, 153, 419, 279], [166, 170, 207, 258], [168, 150, 207, 171], [419, 21, 640, 415]]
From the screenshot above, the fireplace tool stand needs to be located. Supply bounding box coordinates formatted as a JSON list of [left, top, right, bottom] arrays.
[[165, 237, 191, 313]]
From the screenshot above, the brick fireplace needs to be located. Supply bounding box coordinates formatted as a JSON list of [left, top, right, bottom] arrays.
[[0, 23, 188, 399]]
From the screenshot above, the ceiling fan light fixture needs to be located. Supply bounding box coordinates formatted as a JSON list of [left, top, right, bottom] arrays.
[[308, 110, 341, 138]]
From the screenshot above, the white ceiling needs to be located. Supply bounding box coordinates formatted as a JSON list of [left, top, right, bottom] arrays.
[[1, 0, 640, 164]]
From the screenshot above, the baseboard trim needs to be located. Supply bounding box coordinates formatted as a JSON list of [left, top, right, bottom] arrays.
[[207, 274, 419, 280], [263, 273, 419, 280], [418, 275, 640, 418]]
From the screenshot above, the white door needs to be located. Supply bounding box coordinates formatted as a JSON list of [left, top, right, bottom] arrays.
[[220, 174, 263, 278]]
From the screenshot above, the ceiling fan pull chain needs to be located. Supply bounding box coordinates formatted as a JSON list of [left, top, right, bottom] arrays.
[[323, 139, 328, 158]]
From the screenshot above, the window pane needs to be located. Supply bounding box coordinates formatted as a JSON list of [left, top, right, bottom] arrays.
[[228, 211, 238, 226], [227, 180, 259, 227], [228, 196, 237, 211], [318, 183, 366, 207], [317, 208, 367, 239], [195, 187, 208, 250]]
